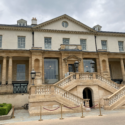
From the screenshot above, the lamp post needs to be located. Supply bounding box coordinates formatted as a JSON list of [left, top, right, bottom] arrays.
[[30, 69, 36, 85], [74, 61, 79, 72]]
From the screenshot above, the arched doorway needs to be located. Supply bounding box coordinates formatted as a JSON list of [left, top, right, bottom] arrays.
[[83, 88, 93, 107]]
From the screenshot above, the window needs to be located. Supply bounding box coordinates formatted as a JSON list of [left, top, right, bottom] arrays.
[[62, 21, 68, 28], [17, 64, 25, 81], [18, 36, 25, 48], [63, 38, 69, 44], [118, 41, 124, 52], [83, 59, 97, 72], [80, 39, 86, 50], [0, 36, 2, 48], [44, 37, 51, 49], [44, 59, 59, 84], [101, 40, 107, 50]]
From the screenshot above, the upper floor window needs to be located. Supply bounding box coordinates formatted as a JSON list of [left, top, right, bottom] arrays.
[[44, 37, 51, 49], [80, 39, 86, 50], [118, 41, 124, 52], [62, 21, 68, 28], [18, 36, 25, 48], [101, 40, 107, 50], [0, 36, 2, 48], [63, 38, 69, 44]]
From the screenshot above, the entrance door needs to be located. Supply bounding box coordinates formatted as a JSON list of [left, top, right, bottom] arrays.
[[83, 88, 93, 107], [68, 64, 75, 72]]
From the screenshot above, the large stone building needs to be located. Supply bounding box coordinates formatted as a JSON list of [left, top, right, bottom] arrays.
[[0, 14, 125, 115]]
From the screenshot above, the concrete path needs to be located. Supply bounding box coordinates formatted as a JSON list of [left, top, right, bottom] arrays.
[[0, 109, 125, 125]]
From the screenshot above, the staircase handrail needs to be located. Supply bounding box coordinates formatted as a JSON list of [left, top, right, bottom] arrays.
[[96, 73, 120, 89], [54, 73, 76, 87], [104, 86, 125, 107]]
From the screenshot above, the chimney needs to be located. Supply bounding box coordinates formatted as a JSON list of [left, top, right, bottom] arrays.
[[31, 17, 37, 25], [93, 24, 102, 31]]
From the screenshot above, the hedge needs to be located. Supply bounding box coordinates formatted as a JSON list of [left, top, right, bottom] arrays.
[[0, 103, 12, 116]]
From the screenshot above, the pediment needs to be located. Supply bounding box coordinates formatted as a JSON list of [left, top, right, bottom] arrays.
[[63, 55, 81, 64], [33, 14, 95, 32]]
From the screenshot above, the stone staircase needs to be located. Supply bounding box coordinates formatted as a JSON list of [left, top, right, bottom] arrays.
[[29, 85, 89, 115], [104, 86, 125, 110]]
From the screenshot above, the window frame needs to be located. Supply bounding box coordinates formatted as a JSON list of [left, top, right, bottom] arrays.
[[63, 38, 70, 45], [44, 37, 52, 50], [18, 36, 25, 49], [118, 41, 124, 52], [80, 39, 87, 51], [101, 40, 107, 50]]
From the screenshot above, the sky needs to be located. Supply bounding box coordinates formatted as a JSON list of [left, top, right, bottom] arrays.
[[0, 0, 125, 32]]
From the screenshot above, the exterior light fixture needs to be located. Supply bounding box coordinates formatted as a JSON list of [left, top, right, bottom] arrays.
[[74, 61, 79, 72], [30, 69, 36, 85]]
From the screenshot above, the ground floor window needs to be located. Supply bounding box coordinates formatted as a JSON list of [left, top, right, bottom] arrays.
[[17, 64, 25, 81], [83, 59, 97, 72], [13, 83, 28, 93], [44, 59, 59, 84]]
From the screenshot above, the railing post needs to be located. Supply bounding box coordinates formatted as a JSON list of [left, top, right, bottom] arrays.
[[50, 85, 55, 94], [30, 86, 36, 95], [93, 73, 96, 79], [60, 104, 64, 120], [39, 105, 43, 121], [76, 73, 79, 79], [81, 104, 85, 118], [85, 99, 89, 108]]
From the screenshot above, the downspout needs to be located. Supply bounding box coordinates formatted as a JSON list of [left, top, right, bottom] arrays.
[[32, 31, 34, 47]]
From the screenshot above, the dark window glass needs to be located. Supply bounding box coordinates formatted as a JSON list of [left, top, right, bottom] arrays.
[[83, 59, 97, 72], [68, 64, 75, 72], [44, 59, 59, 84]]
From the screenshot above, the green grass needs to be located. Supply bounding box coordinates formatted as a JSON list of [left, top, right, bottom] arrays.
[[0, 103, 12, 116]]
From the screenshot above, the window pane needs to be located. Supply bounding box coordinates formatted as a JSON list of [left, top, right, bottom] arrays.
[[44, 59, 58, 84], [118, 41, 124, 52], [17, 64, 25, 81], [63, 38, 69, 44], [83, 59, 96, 72], [0, 36, 2, 48], [80, 39, 86, 50], [101, 41, 107, 50], [44, 38, 51, 49], [18, 37, 25, 48]]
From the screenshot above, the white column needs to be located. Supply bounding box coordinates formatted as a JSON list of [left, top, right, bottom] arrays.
[[8, 57, 12, 84], [120, 58, 125, 82], [2, 56, 7, 85]]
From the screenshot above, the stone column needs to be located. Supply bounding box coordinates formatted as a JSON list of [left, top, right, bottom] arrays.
[[2, 56, 7, 85], [120, 58, 125, 82], [8, 57, 12, 84], [96, 58, 100, 73]]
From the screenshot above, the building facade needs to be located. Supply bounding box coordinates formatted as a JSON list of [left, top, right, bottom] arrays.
[[0, 14, 125, 114]]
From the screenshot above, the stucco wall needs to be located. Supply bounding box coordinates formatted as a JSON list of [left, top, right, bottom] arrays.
[[0, 94, 29, 108], [0, 30, 32, 49], [34, 32, 96, 51], [96, 36, 125, 52]]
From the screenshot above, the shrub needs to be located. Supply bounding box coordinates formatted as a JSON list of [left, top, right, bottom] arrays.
[[0, 103, 12, 116]]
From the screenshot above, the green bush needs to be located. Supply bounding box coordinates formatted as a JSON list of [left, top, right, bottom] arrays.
[[0, 103, 12, 116]]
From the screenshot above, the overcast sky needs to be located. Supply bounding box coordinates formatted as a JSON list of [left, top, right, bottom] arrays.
[[0, 0, 125, 32]]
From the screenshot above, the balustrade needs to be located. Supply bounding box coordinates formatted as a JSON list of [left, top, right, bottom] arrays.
[[104, 86, 125, 107]]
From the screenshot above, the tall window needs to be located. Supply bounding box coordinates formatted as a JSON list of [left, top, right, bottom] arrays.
[[80, 39, 86, 50], [83, 59, 97, 72], [17, 64, 25, 81], [0, 36, 2, 48], [101, 40, 107, 50], [18, 36, 25, 48], [44, 59, 58, 84], [118, 41, 124, 52], [63, 38, 69, 44], [44, 37, 51, 49]]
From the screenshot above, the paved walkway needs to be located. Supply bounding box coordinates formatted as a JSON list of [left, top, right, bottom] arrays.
[[0, 109, 125, 125]]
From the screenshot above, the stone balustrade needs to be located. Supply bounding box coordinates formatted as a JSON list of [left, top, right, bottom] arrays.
[[30, 85, 89, 106], [104, 86, 125, 109], [60, 44, 82, 51]]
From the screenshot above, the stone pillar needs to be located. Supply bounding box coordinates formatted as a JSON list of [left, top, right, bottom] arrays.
[[96, 58, 100, 73], [8, 57, 12, 84], [2, 56, 7, 85], [120, 58, 125, 82]]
